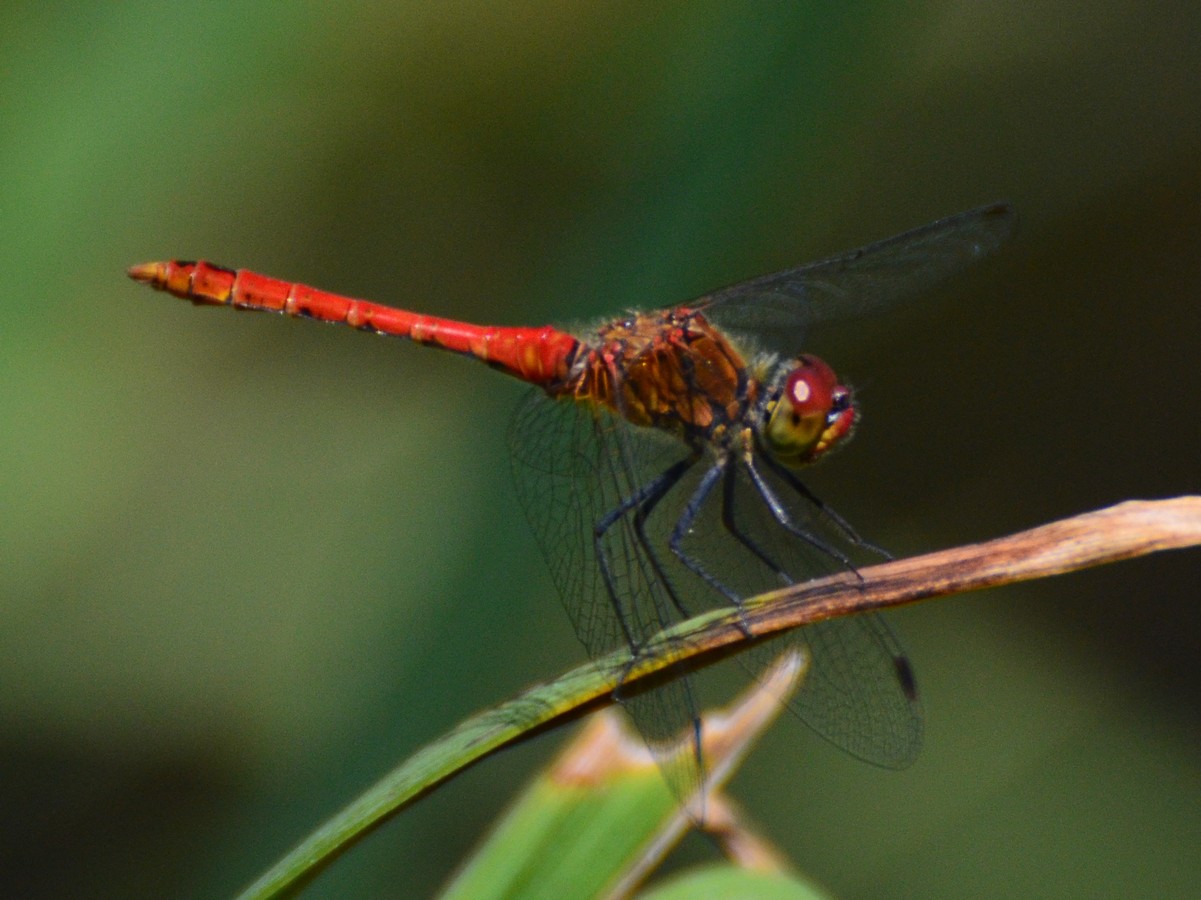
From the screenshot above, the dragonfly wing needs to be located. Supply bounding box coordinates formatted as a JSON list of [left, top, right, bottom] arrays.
[[682, 458, 923, 766], [508, 390, 711, 800], [695, 202, 1016, 357], [774, 614, 921, 767], [509, 387, 923, 774]]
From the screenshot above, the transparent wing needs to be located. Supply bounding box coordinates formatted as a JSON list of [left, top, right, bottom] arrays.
[[676, 457, 922, 767], [693, 202, 1015, 357], [508, 390, 710, 800], [508, 390, 692, 660], [509, 386, 922, 779], [782, 614, 920, 767]]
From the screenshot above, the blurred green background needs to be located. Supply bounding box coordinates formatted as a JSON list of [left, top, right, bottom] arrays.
[[3, 2, 1200, 897]]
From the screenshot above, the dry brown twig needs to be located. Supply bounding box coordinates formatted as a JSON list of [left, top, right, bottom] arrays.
[[622, 497, 1201, 682]]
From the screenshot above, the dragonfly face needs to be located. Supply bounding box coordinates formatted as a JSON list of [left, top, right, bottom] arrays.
[[759, 354, 856, 468]]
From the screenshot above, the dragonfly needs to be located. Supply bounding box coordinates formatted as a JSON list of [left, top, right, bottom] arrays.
[[129, 202, 1015, 803]]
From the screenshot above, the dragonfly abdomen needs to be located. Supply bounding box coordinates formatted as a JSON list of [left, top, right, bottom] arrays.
[[127, 260, 580, 388]]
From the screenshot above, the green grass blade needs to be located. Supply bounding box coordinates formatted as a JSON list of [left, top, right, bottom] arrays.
[[235, 614, 723, 899], [640, 865, 829, 900], [439, 652, 806, 900]]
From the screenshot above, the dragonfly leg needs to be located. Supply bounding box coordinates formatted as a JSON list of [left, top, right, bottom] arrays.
[[594, 455, 696, 654], [760, 454, 892, 561], [666, 461, 753, 628], [743, 457, 858, 573], [632, 457, 701, 622], [719, 463, 794, 587]]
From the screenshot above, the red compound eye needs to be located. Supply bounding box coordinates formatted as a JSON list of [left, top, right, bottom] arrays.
[[784, 356, 838, 418], [763, 355, 853, 467]]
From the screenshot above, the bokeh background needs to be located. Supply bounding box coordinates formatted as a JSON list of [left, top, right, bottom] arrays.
[[3, 3, 1200, 897]]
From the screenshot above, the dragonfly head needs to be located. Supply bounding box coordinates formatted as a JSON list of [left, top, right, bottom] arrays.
[[761, 355, 856, 467]]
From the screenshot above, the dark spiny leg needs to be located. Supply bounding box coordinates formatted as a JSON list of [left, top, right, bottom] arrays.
[[631, 454, 700, 621], [720, 463, 794, 587], [664, 459, 759, 640], [760, 453, 892, 560], [743, 457, 858, 573], [595, 454, 710, 804], [594, 456, 695, 654]]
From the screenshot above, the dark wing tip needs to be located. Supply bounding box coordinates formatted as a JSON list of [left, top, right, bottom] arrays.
[[894, 653, 919, 704], [975, 200, 1019, 242]]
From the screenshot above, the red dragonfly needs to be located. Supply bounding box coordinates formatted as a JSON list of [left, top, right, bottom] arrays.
[[130, 202, 1014, 800]]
